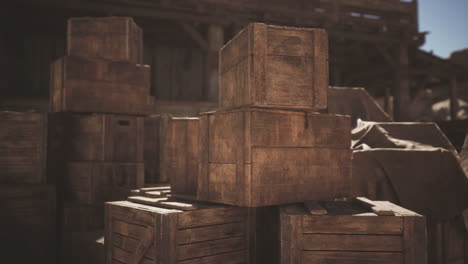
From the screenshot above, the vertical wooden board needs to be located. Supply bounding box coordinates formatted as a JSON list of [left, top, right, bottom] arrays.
[[220, 58, 250, 109], [250, 110, 350, 148], [264, 56, 313, 106], [161, 213, 178, 264], [185, 120, 200, 196], [50, 57, 64, 112], [266, 26, 314, 57], [251, 23, 267, 105], [105, 203, 113, 264], [197, 115, 209, 201], [403, 216, 427, 264], [280, 210, 302, 264], [208, 111, 244, 163], [144, 115, 162, 184], [313, 29, 328, 109]]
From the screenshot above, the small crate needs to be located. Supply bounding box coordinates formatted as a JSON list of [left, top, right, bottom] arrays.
[[50, 56, 153, 115], [0, 111, 47, 184], [65, 162, 144, 205], [48, 112, 144, 162], [198, 108, 351, 207], [67, 17, 143, 64], [105, 199, 249, 264], [280, 199, 427, 264], [219, 23, 328, 110], [161, 116, 200, 198]]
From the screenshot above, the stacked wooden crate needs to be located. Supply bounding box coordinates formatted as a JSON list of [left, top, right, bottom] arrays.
[[0, 111, 56, 264], [47, 17, 152, 263], [105, 23, 427, 263]]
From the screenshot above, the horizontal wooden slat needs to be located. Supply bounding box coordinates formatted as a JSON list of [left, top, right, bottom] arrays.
[[178, 207, 247, 228], [303, 215, 403, 234], [302, 251, 402, 264], [177, 250, 246, 264], [177, 236, 245, 260], [177, 222, 246, 244], [112, 246, 154, 264], [112, 233, 156, 260], [302, 234, 403, 251], [112, 219, 148, 239]]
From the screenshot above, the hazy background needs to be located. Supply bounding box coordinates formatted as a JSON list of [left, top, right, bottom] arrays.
[[419, 0, 468, 58]]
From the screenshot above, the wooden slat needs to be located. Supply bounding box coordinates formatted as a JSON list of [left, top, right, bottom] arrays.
[[356, 197, 395, 216], [280, 209, 303, 264], [403, 216, 427, 264], [112, 233, 156, 260], [177, 250, 246, 264], [302, 251, 402, 264], [112, 219, 148, 239], [304, 201, 328, 215], [302, 234, 403, 251], [303, 215, 403, 234], [177, 237, 245, 261], [178, 207, 248, 228], [177, 222, 245, 244]]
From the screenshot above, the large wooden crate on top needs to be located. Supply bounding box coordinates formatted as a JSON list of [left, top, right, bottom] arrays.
[[105, 200, 249, 264], [162, 116, 200, 198], [280, 199, 427, 264], [198, 108, 352, 207], [0, 184, 56, 263], [67, 17, 143, 64], [66, 162, 144, 204], [48, 112, 144, 162], [50, 56, 153, 114], [0, 111, 47, 183], [219, 23, 328, 110]]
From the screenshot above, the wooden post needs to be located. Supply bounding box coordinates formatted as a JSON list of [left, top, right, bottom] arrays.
[[450, 76, 459, 121], [394, 41, 411, 121], [206, 24, 224, 102]]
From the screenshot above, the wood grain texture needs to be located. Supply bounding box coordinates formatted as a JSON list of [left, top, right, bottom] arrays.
[[404, 216, 427, 264], [302, 234, 403, 251], [302, 251, 402, 264], [0, 111, 47, 184], [161, 117, 199, 197], [219, 23, 328, 110], [67, 17, 143, 64], [66, 162, 144, 204], [50, 56, 152, 115], [198, 108, 351, 207], [303, 215, 403, 234]]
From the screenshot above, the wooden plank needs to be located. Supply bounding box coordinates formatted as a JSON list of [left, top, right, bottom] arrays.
[[177, 250, 246, 264], [68, 17, 143, 64], [355, 197, 395, 216], [112, 219, 148, 239], [177, 237, 245, 261], [157, 201, 198, 211], [128, 196, 168, 206], [302, 251, 402, 264], [177, 222, 245, 245], [304, 201, 327, 215], [302, 234, 403, 251], [303, 215, 403, 235], [140, 186, 171, 192], [280, 209, 302, 264], [178, 207, 247, 228], [313, 29, 328, 109], [403, 216, 427, 264]]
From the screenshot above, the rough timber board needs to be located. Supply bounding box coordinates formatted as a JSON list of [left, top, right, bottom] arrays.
[[0, 111, 47, 184], [67, 17, 143, 64], [219, 23, 328, 110], [198, 108, 351, 207]]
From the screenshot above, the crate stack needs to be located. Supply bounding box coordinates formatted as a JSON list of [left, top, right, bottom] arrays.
[[48, 17, 152, 263], [0, 111, 56, 264], [105, 23, 427, 263]]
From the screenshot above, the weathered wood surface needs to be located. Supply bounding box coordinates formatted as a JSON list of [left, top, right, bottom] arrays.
[[61, 203, 105, 231], [0, 184, 56, 263], [50, 56, 153, 114], [198, 108, 351, 207], [66, 162, 144, 204], [0, 111, 47, 184], [280, 199, 427, 264], [220, 23, 328, 110], [162, 117, 200, 197], [67, 17, 143, 64], [49, 112, 144, 162], [105, 200, 249, 264], [144, 115, 163, 184]]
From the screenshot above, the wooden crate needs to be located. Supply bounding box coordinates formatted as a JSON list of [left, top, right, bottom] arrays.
[[48, 112, 144, 162], [67, 17, 143, 64], [0, 184, 56, 263], [280, 199, 427, 264], [144, 115, 163, 184], [162, 116, 200, 198], [50, 55, 153, 114], [105, 200, 249, 264], [0, 111, 47, 184], [198, 108, 352, 207], [66, 162, 144, 204], [219, 23, 328, 110]]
